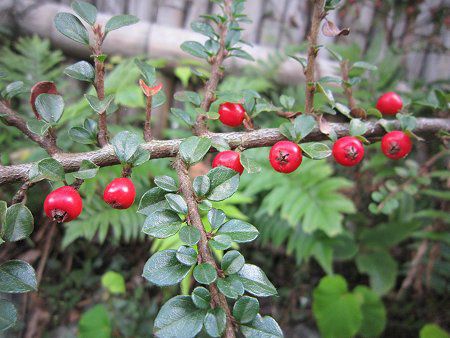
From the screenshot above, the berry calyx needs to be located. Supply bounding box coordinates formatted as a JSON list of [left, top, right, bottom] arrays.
[[332, 136, 365, 167], [218, 102, 246, 127], [376, 92, 403, 115], [44, 186, 83, 223], [269, 141, 302, 173], [212, 150, 244, 175], [381, 131, 412, 160], [103, 178, 136, 209]]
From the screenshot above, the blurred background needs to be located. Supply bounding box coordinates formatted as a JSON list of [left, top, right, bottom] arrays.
[[0, 0, 449, 337]]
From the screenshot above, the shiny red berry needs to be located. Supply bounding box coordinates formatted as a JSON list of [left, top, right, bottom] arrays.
[[376, 92, 403, 115], [212, 150, 244, 175], [269, 141, 302, 173], [103, 178, 136, 209], [381, 131, 412, 160], [332, 136, 365, 167], [44, 186, 83, 223], [218, 102, 246, 127]]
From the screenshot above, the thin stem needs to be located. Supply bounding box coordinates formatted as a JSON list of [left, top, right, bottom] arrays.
[[0, 101, 60, 155], [144, 95, 153, 142], [340, 60, 357, 110], [304, 0, 325, 114], [174, 157, 235, 338], [92, 24, 108, 147], [194, 0, 233, 136], [0, 118, 448, 185], [12, 181, 35, 204]]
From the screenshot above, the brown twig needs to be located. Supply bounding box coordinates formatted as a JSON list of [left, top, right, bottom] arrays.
[[12, 181, 35, 204], [144, 95, 153, 142], [174, 157, 235, 338], [1, 117, 449, 185], [194, 0, 233, 136], [0, 101, 60, 155], [91, 24, 108, 147], [304, 0, 326, 114]]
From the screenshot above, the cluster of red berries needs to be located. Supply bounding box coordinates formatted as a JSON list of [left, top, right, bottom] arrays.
[[44, 177, 136, 223], [213, 93, 412, 174]]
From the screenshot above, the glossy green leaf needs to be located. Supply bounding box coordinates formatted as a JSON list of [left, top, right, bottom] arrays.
[[137, 187, 169, 216], [54, 12, 89, 45], [217, 219, 258, 243], [34, 158, 65, 182], [0, 300, 17, 332], [142, 250, 191, 286], [69, 126, 96, 144], [27, 119, 50, 136], [181, 41, 209, 59], [352, 61, 377, 71], [154, 176, 178, 192], [209, 234, 232, 250], [2, 81, 24, 100], [293, 114, 317, 140], [237, 264, 277, 297], [154, 296, 206, 338], [240, 314, 283, 337], [174, 91, 202, 106], [191, 21, 216, 38], [71, 1, 97, 26], [176, 246, 197, 266], [301, 142, 332, 160], [85, 94, 114, 113], [111, 131, 141, 164], [191, 286, 211, 309], [105, 15, 139, 34], [165, 194, 188, 214], [206, 167, 240, 201], [179, 226, 201, 246], [233, 296, 259, 324], [216, 276, 244, 299], [221, 250, 245, 275], [280, 95, 295, 110], [349, 118, 367, 136], [204, 308, 226, 337], [171, 108, 195, 126], [3, 204, 34, 242], [142, 210, 182, 238], [193, 175, 211, 197], [64, 61, 95, 82], [240, 152, 261, 174], [193, 263, 217, 285], [73, 160, 98, 179], [179, 136, 211, 165], [35, 94, 64, 124], [0, 260, 37, 293]]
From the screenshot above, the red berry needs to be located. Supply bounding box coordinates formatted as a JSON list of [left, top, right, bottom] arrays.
[[44, 186, 83, 223], [376, 92, 403, 115], [381, 131, 412, 160], [212, 150, 244, 175], [103, 178, 136, 209], [332, 136, 365, 167], [218, 102, 246, 127], [269, 141, 302, 173]]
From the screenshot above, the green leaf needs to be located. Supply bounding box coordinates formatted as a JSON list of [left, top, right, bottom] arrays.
[[191, 21, 216, 38], [217, 276, 244, 299], [0, 260, 37, 293], [105, 14, 139, 34], [352, 61, 377, 71], [217, 219, 258, 243], [138, 187, 168, 216], [301, 142, 332, 160], [85, 94, 114, 113], [179, 226, 200, 246], [180, 136, 211, 165], [312, 275, 362, 338], [165, 194, 188, 214], [154, 296, 206, 338], [54, 13, 89, 45], [134, 59, 156, 85], [64, 61, 95, 82], [240, 314, 284, 337], [27, 119, 50, 136], [101, 271, 125, 295], [171, 108, 195, 126], [233, 296, 259, 324], [181, 41, 209, 59], [221, 250, 245, 275], [349, 118, 367, 136], [324, 46, 343, 61], [279, 122, 297, 141], [206, 167, 240, 201], [240, 152, 261, 174], [420, 324, 450, 338], [335, 102, 351, 118], [354, 286, 387, 337], [207, 208, 226, 230], [142, 250, 191, 286], [231, 49, 255, 61], [294, 114, 317, 140], [316, 83, 335, 106], [0, 300, 17, 332], [174, 91, 202, 106], [193, 175, 211, 197], [191, 286, 211, 309], [280, 95, 295, 110], [176, 246, 197, 266], [237, 264, 277, 297], [154, 176, 178, 192], [209, 234, 232, 250], [111, 131, 140, 164], [33, 158, 65, 182], [288, 55, 307, 68], [367, 107, 382, 118], [35, 94, 64, 124], [0, 201, 6, 226], [204, 308, 226, 337], [3, 204, 34, 242], [193, 263, 217, 285], [69, 126, 96, 144], [71, 1, 97, 26], [397, 113, 417, 131], [73, 160, 98, 179], [356, 251, 398, 295], [78, 304, 111, 338], [142, 210, 182, 238]]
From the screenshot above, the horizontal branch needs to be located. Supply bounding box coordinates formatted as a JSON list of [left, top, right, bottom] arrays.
[[0, 118, 448, 185]]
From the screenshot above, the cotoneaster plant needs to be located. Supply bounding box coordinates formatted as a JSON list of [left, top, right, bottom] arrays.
[[381, 131, 412, 160], [0, 0, 448, 337], [376, 91, 403, 116]]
